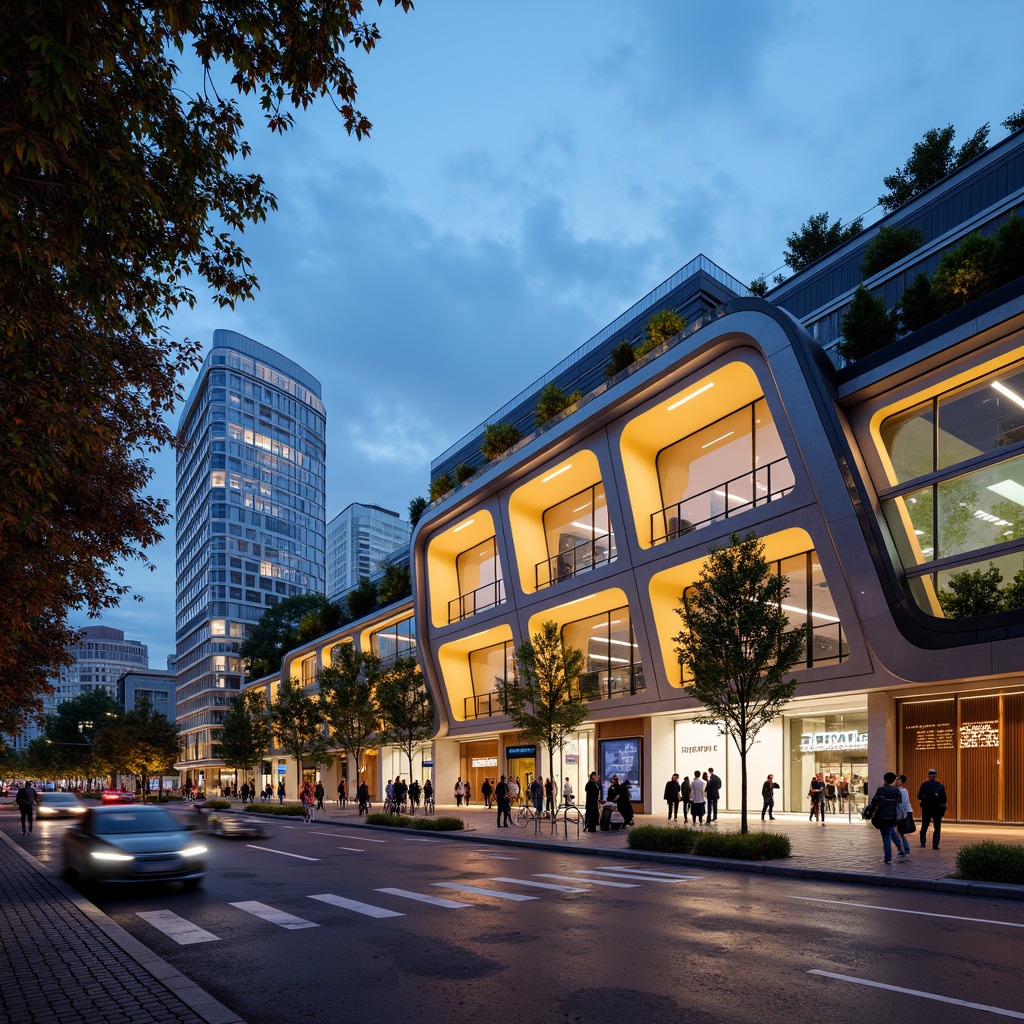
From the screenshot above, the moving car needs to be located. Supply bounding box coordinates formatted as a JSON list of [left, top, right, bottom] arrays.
[[63, 805, 207, 888], [36, 792, 87, 818], [101, 789, 136, 804], [206, 813, 266, 839]]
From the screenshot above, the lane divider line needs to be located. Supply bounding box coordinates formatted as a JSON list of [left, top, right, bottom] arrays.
[[790, 896, 1024, 929], [245, 845, 320, 861]]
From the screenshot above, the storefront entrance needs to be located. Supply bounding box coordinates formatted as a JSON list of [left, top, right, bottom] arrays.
[[788, 712, 868, 816], [506, 744, 537, 805]]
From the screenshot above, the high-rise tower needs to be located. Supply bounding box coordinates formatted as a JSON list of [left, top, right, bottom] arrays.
[[174, 330, 326, 790]]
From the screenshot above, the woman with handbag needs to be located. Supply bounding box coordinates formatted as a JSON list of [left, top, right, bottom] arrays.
[[893, 774, 914, 859]]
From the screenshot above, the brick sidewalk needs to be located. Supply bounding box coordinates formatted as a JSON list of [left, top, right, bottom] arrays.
[[0, 830, 243, 1024]]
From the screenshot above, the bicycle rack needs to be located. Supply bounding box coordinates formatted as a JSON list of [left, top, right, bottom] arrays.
[[554, 803, 582, 840]]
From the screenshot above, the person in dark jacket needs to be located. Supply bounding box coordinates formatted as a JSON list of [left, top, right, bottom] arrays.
[[615, 777, 634, 826], [15, 780, 37, 836], [706, 768, 722, 821], [664, 774, 681, 820], [680, 774, 692, 823], [866, 771, 902, 864], [495, 775, 511, 827], [917, 769, 948, 850], [481, 777, 493, 809], [761, 774, 780, 820], [584, 772, 601, 832]]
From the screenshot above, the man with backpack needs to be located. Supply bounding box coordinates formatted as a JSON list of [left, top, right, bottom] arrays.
[[865, 771, 902, 864], [917, 769, 948, 850]]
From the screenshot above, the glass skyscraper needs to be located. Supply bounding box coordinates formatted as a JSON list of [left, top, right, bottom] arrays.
[[175, 331, 326, 790]]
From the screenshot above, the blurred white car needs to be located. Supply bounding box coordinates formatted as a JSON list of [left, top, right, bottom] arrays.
[[36, 792, 87, 818]]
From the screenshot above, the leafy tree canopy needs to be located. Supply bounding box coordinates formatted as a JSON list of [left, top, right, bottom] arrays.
[[896, 273, 937, 334], [429, 472, 454, 502], [408, 496, 429, 528], [215, 689, 272, 782], [938, 564, 1004, 618], [0, 1, 411, 730], [481, 422, 524, 461], [534, 383, 582, 428], [344, 576, 379, 622], [320, 645, 380, 782], [930, 232, 999, 315], [784, 212, 864, 272], [1005, 107, 1024, 134], [635, 310, 688, 359], [374, 656, 434, 780], [377, 561, 412, 607], [604, 339, 637, 379], [879, 123, 990, 212], [92, 700, 179, 798], [860, 224, 925, 279], [837, 285, 898, 362], [673, 532, 804, 833], [240, 593, 342, 678], [270, 677, 332, 794]]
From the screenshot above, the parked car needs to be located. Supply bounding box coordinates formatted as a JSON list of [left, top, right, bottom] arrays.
[[63, 805, 207, 888], [36, 792, 87, 818], [101, 789, 136, 804]]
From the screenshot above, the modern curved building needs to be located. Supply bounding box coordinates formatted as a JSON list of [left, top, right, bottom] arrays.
[[175, 331, 326, 792]]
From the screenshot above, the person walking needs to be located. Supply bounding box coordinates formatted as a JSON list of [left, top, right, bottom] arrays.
[[464, 780, 472, 806], [509, 777, 521, 807], [481, 777, 493, 809], [892, 775, 913, 859], [495, 775, 511, 827], [865, 772, 902, 864], [394, 777, 408, 813], [545, 777, 555, 816], [689, 770, 707, 825], [277, 780, 285, 804], [706, 768, 722, 821], [584, 771, 601, 832], [562, 777, 574, 806], [809, 772, 826, 825], [358, 780, 370, 814], [314, 781, 325, 811], [15, 780, 38, 836], [529, 776, 544, 817], [664, 774, 681, 820], [337, 779, 347, 808], [917, 768, 948, 850], [409, 779, 421, 814], [761, 774, 779, 820], [680, 774, 692, 823], [300, 781, 314, 822], [423, 778, 434, 812], [454, 777, 464, 807]]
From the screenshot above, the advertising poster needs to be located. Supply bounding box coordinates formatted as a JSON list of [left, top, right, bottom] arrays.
[[599, 737, 642, 800]]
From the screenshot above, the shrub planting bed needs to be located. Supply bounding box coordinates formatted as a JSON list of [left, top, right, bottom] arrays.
[[365, 813, 466, 832], [627, 824, 791, 860], [245, 802, 306, 817], [954, 841, 1024, 885]]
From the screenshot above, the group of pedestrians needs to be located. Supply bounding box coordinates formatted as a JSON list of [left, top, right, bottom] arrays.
[[864, 768, 948, 864], [663, 768, 722, 825]]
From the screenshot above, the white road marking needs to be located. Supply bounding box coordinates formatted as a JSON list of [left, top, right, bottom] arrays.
[[338, 846, 366, 852], [375, 888, 473, 908], [431, 882, 537, 902], [573, 867, 700, 883], [245, 845, 320, 861], [308, 893, 404, 918], [308, 831, 342, 837], [480, 855, 518, 860], [808, 970, 1024, 1019], [137, 910, 219, 945], [397, 837, 438, 842], [535, 873, 639, 889], [790, 896, 1024, 929], [332, 833, 387, 842], [490, 876, 590, 893], [230, 901, 318, 930], [602, 865, 704, 880]]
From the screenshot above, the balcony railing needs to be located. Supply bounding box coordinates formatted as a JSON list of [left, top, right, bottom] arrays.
[[536, 536, 615, 590], [651, 457, 794, 545], [577, 666, 645, 701], [463, 689, 508, 720], [448, 579, 506, 624]]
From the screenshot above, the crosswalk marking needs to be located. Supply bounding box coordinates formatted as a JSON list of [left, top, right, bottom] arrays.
[[137, 910, 219, 945], [606, 866, 703, 880], [230, 901, 319, 930], [308, 893, 404, 918], [574, 867, 700, 883], [489, 876, 590, 893], [534, 873, 639, 888], [375, 888, 473, 909], [246, 845, 320, 861], [431, 882, 537, 902]]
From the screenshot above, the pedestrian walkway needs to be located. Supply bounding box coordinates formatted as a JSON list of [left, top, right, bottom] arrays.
[[0, 829, 244, 1024]]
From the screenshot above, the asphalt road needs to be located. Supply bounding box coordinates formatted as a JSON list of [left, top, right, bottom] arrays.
[[6, 812, 1024, 1024]]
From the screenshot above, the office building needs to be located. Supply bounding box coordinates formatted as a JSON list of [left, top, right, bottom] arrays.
[[118, 668, 176, 721], [174, 330, 326, 791], [326, 502, 411, 603]]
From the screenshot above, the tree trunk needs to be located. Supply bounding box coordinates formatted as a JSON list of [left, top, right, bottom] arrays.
[[739, 736, 748, 835]]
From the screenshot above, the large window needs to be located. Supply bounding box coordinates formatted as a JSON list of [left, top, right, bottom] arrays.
[[539, 484, 616, 588], [652, 398, 792, 543], [680, 549, 846, 680], [562, 606, 643, 701], [466, 641, 515, 720], [370, 616, 417, 662], [451, 537, 505, 623], [879, 360, 1024, 617]]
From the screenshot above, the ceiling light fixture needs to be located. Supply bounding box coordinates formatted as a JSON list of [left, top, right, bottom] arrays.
[[667, 381, 715, 411], [542, 464, 572, 483], [991, 380, 1024, 410]]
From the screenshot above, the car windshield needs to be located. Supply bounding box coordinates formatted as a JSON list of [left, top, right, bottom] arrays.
[[91, 810, 179, 835], [42, 793, 76, 803]]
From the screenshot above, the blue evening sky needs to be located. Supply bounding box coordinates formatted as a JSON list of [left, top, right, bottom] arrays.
[[100, 1, 1024, 664]]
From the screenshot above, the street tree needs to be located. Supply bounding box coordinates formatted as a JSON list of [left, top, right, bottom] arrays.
[[319, 645, 380, 792], [784, 212, 864, 272], [673, 533, 805, 834], [215, 689, 273, 794], [270, 677, 332, 797], [879, 123, 990, 212], [240, 593, 342, 678], [92, 700, 179, 800], [498, 621, 588, 803], [38, 689, 121, 790], [0, 2, 413, 729], [375, 657, 434, 782]]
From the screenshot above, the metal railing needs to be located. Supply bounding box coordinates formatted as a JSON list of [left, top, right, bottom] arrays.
[[463, 690, 508, 720], [536, 536, 615, 590], [650, 457, 794, 545], [448, 579, 506, 624]]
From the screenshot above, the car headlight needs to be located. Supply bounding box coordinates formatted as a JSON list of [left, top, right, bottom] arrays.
[[91, 851, 134, 861], [180, 845, 207, 857]]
